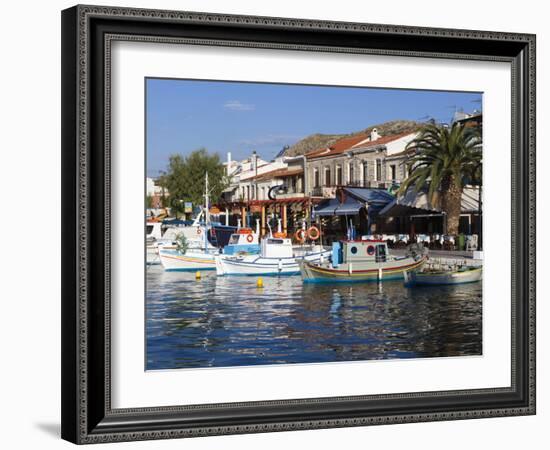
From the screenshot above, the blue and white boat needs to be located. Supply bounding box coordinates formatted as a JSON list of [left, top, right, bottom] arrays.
[[158, 228, 261, 271], [215, 235, 330, 276]]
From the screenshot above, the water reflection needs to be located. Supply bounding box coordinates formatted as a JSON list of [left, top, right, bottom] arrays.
[[146, 266, 482, 370]]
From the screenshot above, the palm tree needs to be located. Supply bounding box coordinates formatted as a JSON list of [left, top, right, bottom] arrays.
[[399, 122, 481, 236]]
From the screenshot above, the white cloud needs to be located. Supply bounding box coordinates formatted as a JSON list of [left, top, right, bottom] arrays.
[[239, 134, 302, 147], [223, 100, 255, 111]]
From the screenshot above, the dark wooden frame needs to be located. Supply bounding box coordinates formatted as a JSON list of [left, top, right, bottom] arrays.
[[61, 4, 536, 444]]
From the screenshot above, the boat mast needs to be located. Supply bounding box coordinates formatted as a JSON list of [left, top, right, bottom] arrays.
[[204, 172, 210, 252], [204, 172, 210, 226]]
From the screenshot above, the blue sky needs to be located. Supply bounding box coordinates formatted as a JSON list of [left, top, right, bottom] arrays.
[[146, 78, 482, 177]]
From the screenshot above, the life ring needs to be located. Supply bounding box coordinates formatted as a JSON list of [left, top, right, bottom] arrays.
[[196, 228, 202, 235], [307, 226, 320, 241], [294, 229, 306, 243], [246, 234, 254, 243]]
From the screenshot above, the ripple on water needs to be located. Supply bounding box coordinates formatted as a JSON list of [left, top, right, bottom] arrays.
[[145, 265, 482, 369]]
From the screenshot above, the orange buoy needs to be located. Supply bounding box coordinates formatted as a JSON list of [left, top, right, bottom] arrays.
[[294, 229, 306, 243], [307, 226, 320, 241]]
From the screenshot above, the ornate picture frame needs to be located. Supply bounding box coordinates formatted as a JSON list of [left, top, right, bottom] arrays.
[[61, 4, 535, 444]]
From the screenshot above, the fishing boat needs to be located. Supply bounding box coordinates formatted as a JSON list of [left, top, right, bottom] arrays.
[[146, 214, 213, 265], [299, 240, 427, 283], [158, 173, 220, 271], [215, 236, 330, 276], [403, 265, 482, 286]]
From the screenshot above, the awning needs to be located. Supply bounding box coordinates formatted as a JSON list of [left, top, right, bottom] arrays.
[[344, 187, 395, 204], [379, 186, 480, 217], [461, 187, 480, 212], [162, 219, 193, 226], [313, 196, 364, 217], [379, 190, 439, 217]]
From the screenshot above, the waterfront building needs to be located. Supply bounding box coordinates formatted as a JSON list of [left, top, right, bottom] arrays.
[[304, 128, 418, 198], [219, 150, 310, 236]]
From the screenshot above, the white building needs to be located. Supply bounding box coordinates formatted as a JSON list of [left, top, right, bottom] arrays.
[[305, 128, 419, 197], [223, 151, 291, 202]]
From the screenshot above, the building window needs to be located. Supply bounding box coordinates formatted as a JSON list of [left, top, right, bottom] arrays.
[[241, 186, 245, 199], [376, 159, 382, 181], [325, 167, 331, 186], [246, 185, 250, 200], [363, 162, 368, 186], [349, 163, 354, 184], [336, 165, 342, 185], [389, 164, 396, 181], [314, 168, 320, 188], [260, 187, 265, 200]]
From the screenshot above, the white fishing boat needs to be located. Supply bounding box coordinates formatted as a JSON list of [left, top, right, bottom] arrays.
[[403, 265, 482, 286], [158, 173, 221, 271], [146, 212, 213, 265], [215, 235, 330, 276]]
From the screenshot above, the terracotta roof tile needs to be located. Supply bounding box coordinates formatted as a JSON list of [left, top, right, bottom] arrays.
[[250, 166, 303, 181], [306, 131, 415, 160]]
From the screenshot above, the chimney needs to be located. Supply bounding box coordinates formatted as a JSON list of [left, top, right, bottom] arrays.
[[252, 150, 258, 173], [370, 128, 380, 141]]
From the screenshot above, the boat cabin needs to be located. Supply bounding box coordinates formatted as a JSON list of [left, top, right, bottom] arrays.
[[331, 240, 389, 268], [261, 237, 294, 259], [223, 230, 260, 255]]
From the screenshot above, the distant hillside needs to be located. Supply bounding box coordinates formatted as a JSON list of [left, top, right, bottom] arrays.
[[284, 120, 422, 157]]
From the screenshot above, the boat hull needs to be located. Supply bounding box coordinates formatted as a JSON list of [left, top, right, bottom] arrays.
[[215, 250, 331, 276], [404, 267, 482, 286], [159, 248, 217, 271], [146, 245, 161, 265], [300, 256, 427, 283]]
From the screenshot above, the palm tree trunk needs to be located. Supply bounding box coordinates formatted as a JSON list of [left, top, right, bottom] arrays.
[[441, 178, 462, 235]]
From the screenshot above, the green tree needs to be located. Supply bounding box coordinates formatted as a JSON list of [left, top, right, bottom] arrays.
[[162, 149, 228, 217], [399, 122, 481, 235]]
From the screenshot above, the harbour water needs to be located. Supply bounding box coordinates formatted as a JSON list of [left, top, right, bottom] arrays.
[[146, 265, 482, 370]]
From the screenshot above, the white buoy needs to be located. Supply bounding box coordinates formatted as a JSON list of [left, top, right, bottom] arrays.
[[348, 263, 353, 275]]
